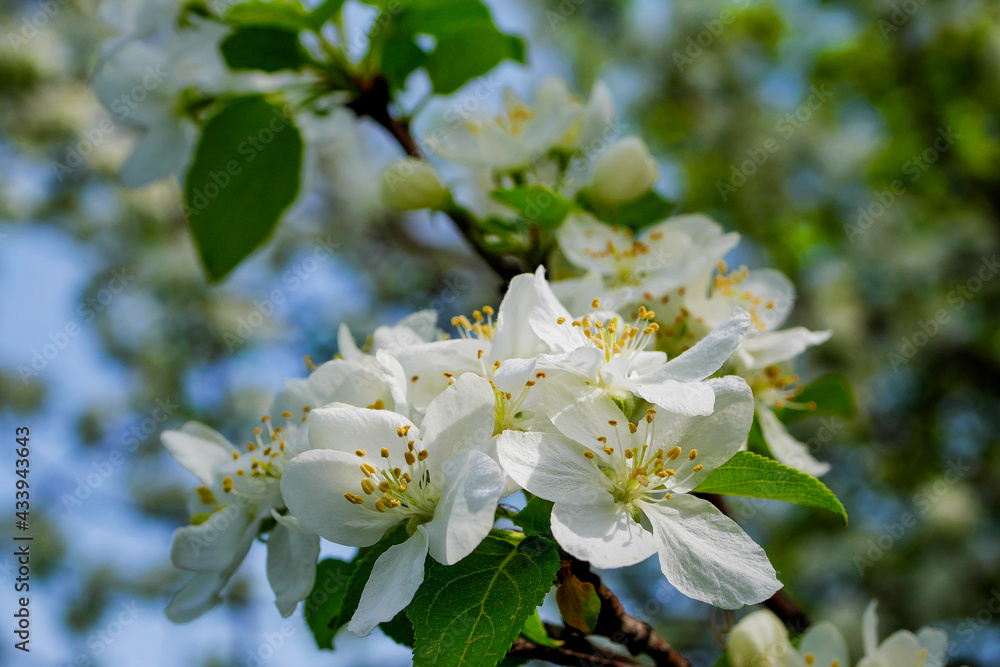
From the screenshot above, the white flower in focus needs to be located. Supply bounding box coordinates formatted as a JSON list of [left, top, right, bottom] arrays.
[[527, 266, 752, 416], [553, 214, 740, 314], [497, 373, 780, 608], [425, 77, 597, 171], [279, 374, 506, 636], [162, 411, 319, 622], [588, 136, 658, 205], [381, 158, 451, 210]]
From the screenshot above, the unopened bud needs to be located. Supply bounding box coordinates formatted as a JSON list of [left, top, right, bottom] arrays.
[[381, 158, 450, 210], [726, 610, 795, 667], [589, 136, 658, 204]]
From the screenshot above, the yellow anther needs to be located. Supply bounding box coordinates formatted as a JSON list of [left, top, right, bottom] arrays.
[[345, 492, 365, 505], [608, 420, 618, 426], [557, 317, 566, 324], [603, 446, 614, 456], [281, 411, 292, 419], [628, 422, 638, 434], [196, 486, 216, 505], [443, 371, 453, 378], [804, 654, 815, 666], [232, 451, 239, 460], [360, 463, 377, 476], [625, 449, 634, 459], [404, 451, 416, 465], [591, 298, 600, 309], [397, 425, 411, 437], [361, 479, 376, 495], [473, 310, 484, 323], [525, 380, 536, 387], [236, 469, 244, 476], [261, 415, 271, 423], [483, 305, 494, 316], [411, 375, 420, 382], [367, 398, 385, 410], [536, 372, 546, 378], [356, 449, 367, 457], [417, 450, 429, 461], [253, 427, 262, 435], [375, 499, 386, 512], [688, 449, 698, 460], [584, 451, 595, 459], [597, 436, 608, 443], [381, 448, 389, 458]]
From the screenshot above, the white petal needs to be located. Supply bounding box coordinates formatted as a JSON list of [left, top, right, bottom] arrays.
[[650, 376, 755, 492], [391, 338, 484, 412], [543, 372, 626, 450], [120, 121, 196, 187], [869, 631, 926, 665], [424, 451, 505, 565], [862, 600, 880, 655], [738, 328, 832, 371], [727, 610, 801, 667], [492, 357, 538, 396], [490, 272, 548, 361], [375, 349, 410, 416], [756, 407, 831, 477], [551, 487, 657, 568], [641, 494, 780, 608], [307, 405, 416, 457], [646, 308, 752, 383], [626, 377, 717, 417], [556, 213, 629, 276], [165, 572, 228, 624], [307, 359, 391, 410], [496, 430, 609, 500], [419, 373, 495, 462], [525, 267, 585, 353], [267, 523, 321, 618], [337, 323, 365, 362], [162, 423, 237, 487], [348, 527, 429, 637], [743, 269, 796, 330], [170, 510, 257, 573], [916, 627, 949, 667], [280, 449, 399, 547], [537, 347, 604, 380], [799, 622, 849, 667]]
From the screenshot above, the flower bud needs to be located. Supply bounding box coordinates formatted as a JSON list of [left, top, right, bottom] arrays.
[[381, 158, 450, 210], [727, 610, 797, 667], [589, 136, 658, 204]]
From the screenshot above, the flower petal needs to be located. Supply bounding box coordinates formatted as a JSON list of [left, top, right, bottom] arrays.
[[497, 430, 609, 501], [307, 405, 416, 457], [490, 272, 548, 361], [424, 451, 506, 565], [756, 406, 831, 477], [525, 267, 587, 353], [280, 449, 399, 547], [799, 622, 849, 667], [169, 509, 257, 573], [161, 423, 238, 487], [165, 572, 228, 624], [644, 308, 751, 383], [267, 523, 321, 618], [551, 486, 657, 568], [651, 376, 756, 492], [307, 358, 392, 411], [348, 526, 429, 637], [543, 371, 628, 457], [737, 327, 832, 371], [641, 493, 781, 608], [916, 627, 949, 667], [419, 373, 495, 462]]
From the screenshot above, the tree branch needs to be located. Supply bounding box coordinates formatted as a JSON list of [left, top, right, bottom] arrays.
[[508, 637, 643, 667], [564, 559, 692, 667], [346, 76, 525, 284]]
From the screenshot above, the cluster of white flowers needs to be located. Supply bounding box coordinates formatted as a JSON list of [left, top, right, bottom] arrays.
[[727, 602, 949, 667]]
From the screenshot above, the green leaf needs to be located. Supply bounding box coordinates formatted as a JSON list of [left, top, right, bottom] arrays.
[[371, 0, 526, 94], [519, 610, 562, 648], [307, 0, 346, 29], [226, 0, 309, 30], [775, 374, 856, 423], [409, 535, 560, 667], [381, 609, 415, 647], [221, 27, 308, 72], [303, 558, 354, 649], [710, 652, 733, 667], [492, 186, 573, 229], [512, 496, 553, 538], [184, 96, 303, 280], [693, 451, 848, 524], [577, 189, 675, 230]]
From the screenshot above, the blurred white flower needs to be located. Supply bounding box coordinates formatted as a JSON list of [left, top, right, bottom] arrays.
[[381, 158, 451, 210], [588, 136, 658, 204]]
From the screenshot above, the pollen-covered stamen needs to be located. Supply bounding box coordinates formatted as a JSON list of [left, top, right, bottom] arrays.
[[452, 304, 496, 342], [348, 431, 438, 518], [581, 234, 654, 287], [749, 364, 815, 411], [557, 301, 660, 363]]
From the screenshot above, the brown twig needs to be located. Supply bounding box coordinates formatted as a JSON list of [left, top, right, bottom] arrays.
[[346, 76, 525, 283], [699, 493, 812, 634], [508, 637, 643, 667], [563, 559, 692, 667]]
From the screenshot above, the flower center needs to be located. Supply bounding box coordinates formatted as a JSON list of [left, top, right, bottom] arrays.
[[343, 425, 439, 520], [451, 305, 495, 342], [557, 298, 659, 363], [578, 409, 705, 506], [749, 365, 816, 412], [712, 261, 776, 331]]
